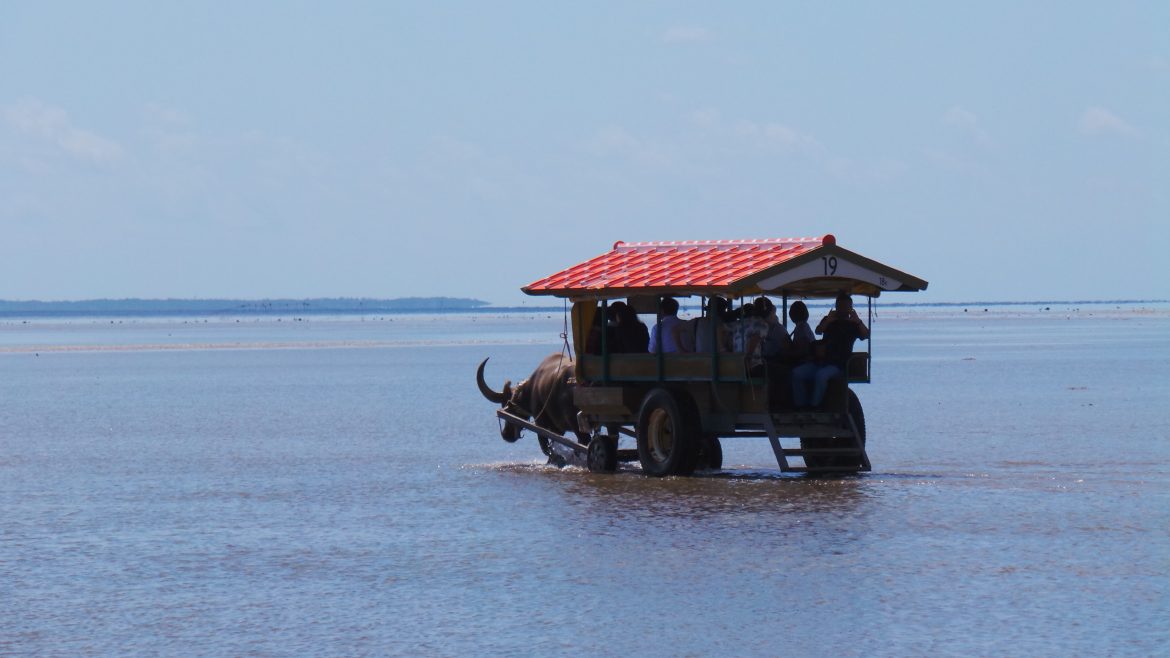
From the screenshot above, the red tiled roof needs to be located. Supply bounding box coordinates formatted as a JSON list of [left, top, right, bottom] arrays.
[[524, 236, 832, 297]]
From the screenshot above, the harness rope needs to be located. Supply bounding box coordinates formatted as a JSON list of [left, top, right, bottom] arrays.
[[500, 299, 575, 440], [532, 298, 573, 424]]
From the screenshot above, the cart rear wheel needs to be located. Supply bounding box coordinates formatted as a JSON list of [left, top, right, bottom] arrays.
[[636, 389, 697, 477], [801, 389, 866, 473], [587, 435, 618, 473]]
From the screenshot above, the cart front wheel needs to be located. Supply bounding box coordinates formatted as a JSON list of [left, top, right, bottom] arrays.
[[587, 434, 618, 473]]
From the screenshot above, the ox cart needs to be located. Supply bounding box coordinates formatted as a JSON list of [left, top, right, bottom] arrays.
[[478, 235, 927, 476]]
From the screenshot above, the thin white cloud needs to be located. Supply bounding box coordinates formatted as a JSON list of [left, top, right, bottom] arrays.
[[689, 110, 902, 182], [943, 106, 978, 128], [586, 126, 674, 168], [826, 155, 908, 184], [417, 134, 537, 201], [689, 109, 820, 152], [734, 120, 822, 152], [143, 102, 190, 126], [922, 147, 983, 175], [691, 109, 821, 155], [688, 108, 721, 128], [141, 103, 198, 153], [942, 105, 991, 146], [2, 98, 123, 164], [430, 135, 484, 163], [1078, 106, 1138, 137], [661, 26, 712, 44]]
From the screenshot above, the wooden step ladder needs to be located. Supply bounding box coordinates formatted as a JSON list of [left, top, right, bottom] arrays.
[[737, 412, 871, 474]]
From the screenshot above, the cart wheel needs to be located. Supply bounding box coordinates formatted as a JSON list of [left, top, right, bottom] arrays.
[[697, 435, 723, 471], [801, 389, 866, 473], [587, 435, 619, 473], [636, 389, 697, 477]]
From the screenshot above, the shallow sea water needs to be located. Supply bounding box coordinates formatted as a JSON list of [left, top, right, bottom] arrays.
[[2, 309, 1168, 656]]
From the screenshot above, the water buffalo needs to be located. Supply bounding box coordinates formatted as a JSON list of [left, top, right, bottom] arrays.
[[476, 353, 586, 455]]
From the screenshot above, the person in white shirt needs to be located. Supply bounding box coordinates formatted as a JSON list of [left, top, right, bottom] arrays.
[[695, 296, 730, 353], [732, 300, 770, 374]]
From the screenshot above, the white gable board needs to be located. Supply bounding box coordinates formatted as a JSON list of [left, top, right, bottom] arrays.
[[756, 254, 903, 292]]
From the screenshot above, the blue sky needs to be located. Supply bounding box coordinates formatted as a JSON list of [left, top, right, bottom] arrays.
[[1, 2, 1166, 305]]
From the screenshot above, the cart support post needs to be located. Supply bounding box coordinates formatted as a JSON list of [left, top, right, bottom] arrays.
[[601, 299, 610, 384], [655, 295, 664, 382]]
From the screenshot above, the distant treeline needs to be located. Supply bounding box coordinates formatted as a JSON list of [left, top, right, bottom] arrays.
[[0, 297, 490, 317]]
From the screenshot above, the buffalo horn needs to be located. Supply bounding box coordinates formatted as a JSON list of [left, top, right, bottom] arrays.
[[476, 358, 508, 404]]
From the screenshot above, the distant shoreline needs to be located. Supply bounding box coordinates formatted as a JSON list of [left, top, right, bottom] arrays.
[[0, 297, 489, 318], [0, 297, 1165, 319]]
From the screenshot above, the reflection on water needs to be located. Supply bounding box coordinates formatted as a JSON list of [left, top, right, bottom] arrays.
[[560, 468, 871, 516]]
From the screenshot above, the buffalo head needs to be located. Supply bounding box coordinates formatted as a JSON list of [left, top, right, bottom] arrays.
[[476, 358, 527, 442]]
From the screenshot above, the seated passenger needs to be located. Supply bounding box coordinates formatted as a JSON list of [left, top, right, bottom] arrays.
[[787, 300, 815, 364], [648, 297, 684, 353], [792, 293, 869, 408], [611, 301, 649, 354], [732, 300, 769, 375], [756, 296, 794, 408], [757, 296, 791, 360], [694, 296, 731, 353], [585, 306, 610, 354]]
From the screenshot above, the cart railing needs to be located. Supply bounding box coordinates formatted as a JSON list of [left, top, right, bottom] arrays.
[[579, 353, 750, 383], [579, 351, 871, 384]]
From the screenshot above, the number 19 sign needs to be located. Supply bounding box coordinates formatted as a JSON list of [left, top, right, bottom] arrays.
[[757, 253, 903, 292]]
